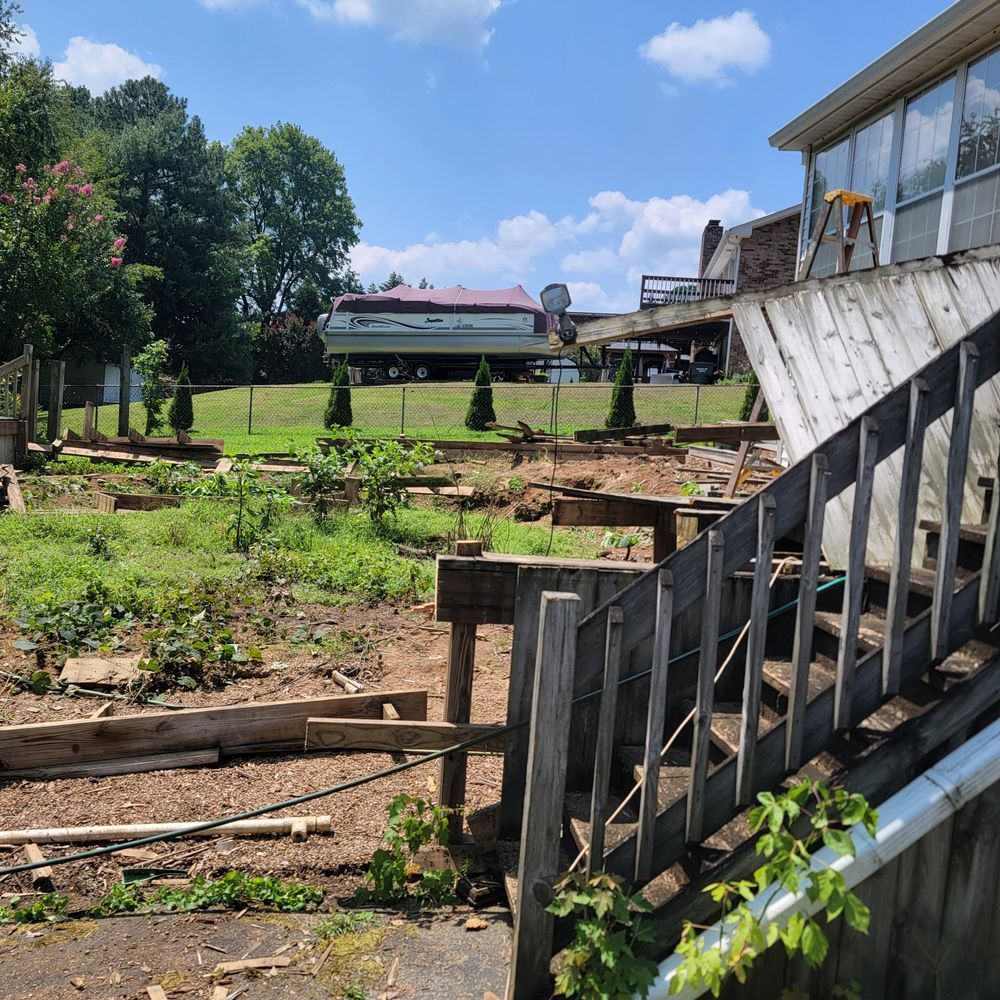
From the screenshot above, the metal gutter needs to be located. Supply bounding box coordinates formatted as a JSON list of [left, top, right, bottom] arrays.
[[769, 0, 1000, 152], [644, 715, 1000, 999]]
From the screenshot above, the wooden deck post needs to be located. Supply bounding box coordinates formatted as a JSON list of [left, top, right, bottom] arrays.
[[506, 590, 580, 1000], [117, 348, 131, 438], [46, 361, 65, 443], [438, 539, 481, 842]]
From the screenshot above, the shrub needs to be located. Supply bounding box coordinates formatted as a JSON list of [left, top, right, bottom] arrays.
[[325, 358, 353, 428], [605, 349, 636, 428], [167, 363, 194, 432], [132, 340, 170, 434], [465, 356, 496, 431]]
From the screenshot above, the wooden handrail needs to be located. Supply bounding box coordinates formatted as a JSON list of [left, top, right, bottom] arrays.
[[0, 354, 28, 382]]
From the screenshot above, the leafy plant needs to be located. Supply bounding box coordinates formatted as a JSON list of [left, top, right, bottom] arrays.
[[294, 446, 349, 519], [605, 349, 636, 429], [0, 893, 70, 924], [465, 356, 496, 431], [214, 458, 295, 551], [359, 793, 460, 905], [167, 362, 194, 432], [353, 439, 435, 524], [672, 781, 877, 996], [315, 909, 378, 939], [132, 339, 171, 434], [84, 524, 117, 559], [325, 357, 353, 428], [680, 480, 707, 497], [144, 459, 203, 495], [548, 872, 658, 999]]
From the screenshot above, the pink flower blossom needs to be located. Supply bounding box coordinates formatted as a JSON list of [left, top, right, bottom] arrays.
[[54, 161, 70, 174], [14, 164, 26, 173], [21, 177, 37, 192], [65, 221, 73, 231], [93, 214, 105, 223], [32, 196, 40, 203], [0, 194, 13, 205], [113, 237, 126, 250], [67, 183, 79, 194], [79, 183, 93, 197], [110, 257, 123, 268]]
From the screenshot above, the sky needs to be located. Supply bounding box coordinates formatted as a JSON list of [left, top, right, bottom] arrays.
[[14, 0, 954, 312]]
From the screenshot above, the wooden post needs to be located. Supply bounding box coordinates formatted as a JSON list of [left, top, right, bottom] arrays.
[[884, 379, 929, 695], [687, 530, 724, 843], [82, 401, 96, 441], [735, 494, 776, 806], [118, 348, 131, 438], [653, 509, 677, 561], [27, 359, 40, 444], [438, 539, 481, 842], [786, 453, 828, 771], [46, 361, 66, 443], [932, 343, 979, 660], [635, 569, 673, 884], [834, 417, 879, 732], [506, 591, 580, 1000], [724, 389, 764, 498], [586, 606, 624, 879]]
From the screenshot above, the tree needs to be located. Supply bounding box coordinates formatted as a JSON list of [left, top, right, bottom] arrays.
[[465, 356, 496, 431], [605, 350, 636, 428], [380, 271, 406, 291], [253, 314, 327, 383], [0, 159, 154, 358], [227, 122, 361, 334], [132, 338, 170, 433], [95, 79, 247, 382], [324, 359, 352, 428], [167, 363, 194, 432]]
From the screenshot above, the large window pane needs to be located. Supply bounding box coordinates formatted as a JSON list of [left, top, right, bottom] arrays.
[[852, 112, 895, 213], [804, 138, 850, 276], [850, 215, 884, 271], [893, 192, 944, 261], [950, 170, 1000, 250], [897, 77, 956, 202], [958, 47, 1000, 177]]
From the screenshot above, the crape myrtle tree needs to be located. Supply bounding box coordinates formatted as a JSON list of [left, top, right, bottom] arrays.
[[605, 348, 636, 428], [465, 356, 496, 431]]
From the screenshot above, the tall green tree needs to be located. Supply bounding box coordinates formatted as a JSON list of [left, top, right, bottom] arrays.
[[465, 357, 496, 431], [226, 122, 361, 334], [95, 78, 248, 382], [605, 350, 636, 429], [167, 363, 194, 432]]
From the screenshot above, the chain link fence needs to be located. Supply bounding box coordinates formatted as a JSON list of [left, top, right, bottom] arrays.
[[61, 382, 748, 453]]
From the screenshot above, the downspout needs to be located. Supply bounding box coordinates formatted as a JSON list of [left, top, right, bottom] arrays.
[[644, 716, 1000, 1000]]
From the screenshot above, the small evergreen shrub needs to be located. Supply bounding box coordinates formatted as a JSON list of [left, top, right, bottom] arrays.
[[325, 358, 353, 428], [167, 363, 194, 433], [465, 356, 496, 431], [605, 349, 636, 428]]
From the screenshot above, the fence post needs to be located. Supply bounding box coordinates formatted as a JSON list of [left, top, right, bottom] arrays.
[[693, 383, 701, 425], [506, 590, 580, 1000], [247, 383, 254, 436], [47, 361, 65, 442], [400, 384, 406, 436], [549, 384, 557, 435], [117, 348, 131, 437]]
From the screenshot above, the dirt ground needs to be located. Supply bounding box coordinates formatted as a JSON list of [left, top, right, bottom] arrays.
[[0, 450, 694, 998]]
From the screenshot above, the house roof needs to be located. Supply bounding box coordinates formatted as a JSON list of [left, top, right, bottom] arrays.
[[770, 0, 1000, 152], [702, 205, 801, 280]]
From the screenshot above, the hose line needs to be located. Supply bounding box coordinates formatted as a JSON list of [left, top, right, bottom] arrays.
[[0, 575, 846, 877]]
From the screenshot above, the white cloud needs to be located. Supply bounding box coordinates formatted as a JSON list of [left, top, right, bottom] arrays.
[[350, 187, 766, 309], [640, 10, 771, 85], [297, 0, 500, 48], [5, 22, 40, 59], [52, 37, 163, 93]]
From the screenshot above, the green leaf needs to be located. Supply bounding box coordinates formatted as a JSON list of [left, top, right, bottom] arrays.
[[801, 919, 829, 967], [13, 638, 38, 651], [822, 828, 856, 858]]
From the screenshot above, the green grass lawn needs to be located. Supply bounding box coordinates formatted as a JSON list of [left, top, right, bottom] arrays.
[[60, 381, 747, 455]]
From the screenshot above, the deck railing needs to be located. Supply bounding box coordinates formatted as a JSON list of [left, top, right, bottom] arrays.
[[506, 307, 1000, 997], [639, 274, 736, 309]]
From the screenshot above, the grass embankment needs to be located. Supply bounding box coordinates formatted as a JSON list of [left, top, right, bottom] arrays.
[[59, 382, 746, 454]]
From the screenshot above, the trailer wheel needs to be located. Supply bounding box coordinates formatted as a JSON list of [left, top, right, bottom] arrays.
[[413, 364, 431, 381], [386, 364, 404, 381], [492, 370, 507, 382]]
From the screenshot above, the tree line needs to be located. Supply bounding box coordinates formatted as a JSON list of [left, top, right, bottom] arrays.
[[0, 1, 420, 388]]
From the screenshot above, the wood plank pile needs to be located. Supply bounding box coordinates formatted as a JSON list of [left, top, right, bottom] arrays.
[[56, 423, 225, 467]]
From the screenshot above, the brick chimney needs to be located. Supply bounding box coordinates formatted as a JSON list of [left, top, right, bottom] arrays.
[[699, 219, 724, 277]]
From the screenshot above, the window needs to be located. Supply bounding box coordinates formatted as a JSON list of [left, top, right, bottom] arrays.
[[805, 138, 850, 276], [897, 77, 956, 203], [852, 112, 895, 214], [951, 170, 1000, 249], [893, 192, 944, 261], [958, 47, 1000, 178]]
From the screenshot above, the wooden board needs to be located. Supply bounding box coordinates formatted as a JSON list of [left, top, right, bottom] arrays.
[[304, 718, 506, 752], [673, 423, 780, 444], [93, 492, 185, 513], [58, 655, 143, 686], [573, 423, 674, 443], [0, 690, 427, 772], [3, 749, 220, 781], [0, 464, 25, 512]]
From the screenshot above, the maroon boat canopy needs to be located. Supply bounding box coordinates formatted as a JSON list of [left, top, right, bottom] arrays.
[[331, 284, 555, 332]]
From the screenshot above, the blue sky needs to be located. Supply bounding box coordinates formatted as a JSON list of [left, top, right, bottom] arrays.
[[15, 0, 952, 311]]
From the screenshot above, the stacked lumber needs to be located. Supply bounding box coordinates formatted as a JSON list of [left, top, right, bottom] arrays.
[[56, 425, 224, 466]]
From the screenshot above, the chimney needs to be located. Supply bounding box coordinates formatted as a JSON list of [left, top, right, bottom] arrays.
[[699, 219, 724, 277]]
